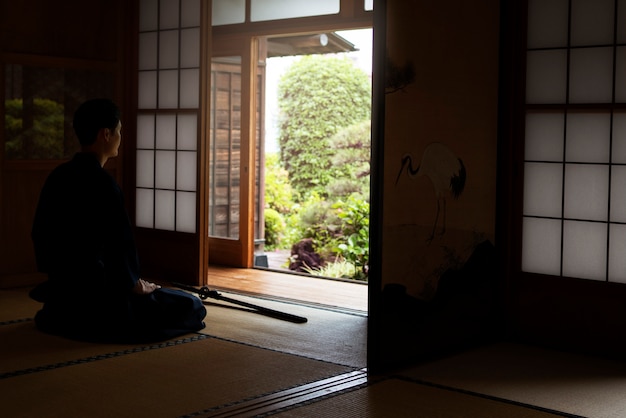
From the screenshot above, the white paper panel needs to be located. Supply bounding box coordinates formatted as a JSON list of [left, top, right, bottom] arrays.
[[619, 0, 626, 44], [364, 0, 373, 11], [136, 150, 155, 188], [155, 151, 176, 189], [610, 166, 626, 223], [613, 114, 626, 163], [139, 32, 158, 70], [526, 0, 568, 49], [135, 188, 154, 228], [177, 114, 197, 150], [138, 71, 157, 109], [251, 0, 339, 21], [523, 163, 563, 217], [212, 0, 245, 26], [159, 30, 179, 69], [609, 224, 626, 282], [564, 164, 609, 221], [525, 113, 564, 161], [570, 0, 614, 46], [158, 70, 179, 109], [563, 220, 607, 280], [522, 217, 562, 275], [156, 114, 177, 149], [616, 47, 626, 103], [565, 113, 610, 163], [176, 191, 196, 233], [160, 0, 180, 29], [177, 151, 197, 191], [526, 50, 567, 103], [181, 0, 201, 27], [569, 47, 613, 103], [180, 69, 199, 108], [140, 0, 159, 31], [155, 190, 176, 231], [181, 28, 200, 68], [136, 114, 155, 149]]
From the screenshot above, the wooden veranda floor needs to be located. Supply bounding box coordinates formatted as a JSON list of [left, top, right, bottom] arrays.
[[207, 265, 368, 313]]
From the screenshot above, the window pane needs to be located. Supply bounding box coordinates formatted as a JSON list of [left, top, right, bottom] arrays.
[[181, 28, 200, 68], [569, 47, 614, 103], [181, 0, 201, 27], [156, 114, 177, 149], [570, 0, 614, 46], [522, 217, 562, 275], [139, 32, 158, 70], [526, 50, 567, 103], [251, 0, 339, 22], [565, 113, 610, 163], [160, 0, 180, 29], [4, 65, 113, 160], [136, 188, 155, 228], [210, 57, 242, 239], [180, 69, 200, 108], [610, 166, 626, 223], [527, 0, 569, 49], [140, 0, 159, 31], [177, 151, 197, 191], [137, 114, 155, 149], [212, 0, 245, 26], [159, 30, 179, 69], [525, 113, 564, 161], [155, 190, 176, 230], [563, 220, 607, 280], [136, 150, 155, 188], [564, 164, 609, 221], [616, 47, 626, 103], [523, 162, 563, 217], [177, 114, 197, 150], [619, 0, 626, 44], [613, 113, 626, 163], [158, 70, 179, 108], [609, 224, 626, 282], [138, 71, 157, 109], [364, 0, 373, 11], [155, 150, 176, 189], [176, 191, 196, 233]]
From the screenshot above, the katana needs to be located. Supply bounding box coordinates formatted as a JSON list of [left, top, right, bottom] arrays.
[[172, 282, 308, 324]]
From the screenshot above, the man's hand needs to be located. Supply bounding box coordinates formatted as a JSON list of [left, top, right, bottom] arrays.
[[133, 278, 161, 295]]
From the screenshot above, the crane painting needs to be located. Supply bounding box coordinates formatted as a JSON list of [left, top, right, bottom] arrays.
[[395, 142, 466, 243]]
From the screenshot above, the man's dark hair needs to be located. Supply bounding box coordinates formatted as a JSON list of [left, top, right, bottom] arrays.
[[72, 99, 121, 146]]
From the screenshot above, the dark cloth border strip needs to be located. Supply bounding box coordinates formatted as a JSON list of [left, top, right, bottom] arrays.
[[396, 375, 588, 418], [0, 333, 209, 380]]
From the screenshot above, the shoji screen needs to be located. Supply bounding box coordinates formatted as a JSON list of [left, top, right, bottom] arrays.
[[136, 0, 201, 233], [522, 0, 626, 281]]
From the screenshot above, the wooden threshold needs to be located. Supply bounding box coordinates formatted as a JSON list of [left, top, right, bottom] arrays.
[[207, 265, 368, 313]]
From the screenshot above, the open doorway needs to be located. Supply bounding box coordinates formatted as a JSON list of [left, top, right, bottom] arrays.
[[256, 29, 372, 279], [208, 28, 372, 312]]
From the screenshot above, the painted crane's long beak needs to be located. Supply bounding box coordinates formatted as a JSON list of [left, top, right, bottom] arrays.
[[395, 157, 409, 185]]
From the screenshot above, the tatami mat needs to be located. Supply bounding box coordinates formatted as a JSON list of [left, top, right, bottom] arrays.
[[272, 378, 567, 418], [401, 342, 626, 418], [1, 335, 351, 418], [0, 287, 40, 322], [197, 291, 367, 368]]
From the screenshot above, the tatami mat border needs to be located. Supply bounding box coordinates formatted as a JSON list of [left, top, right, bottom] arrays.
[[395, 375, 587, 418], [0, 333, 210, 380], [0, 317, 33, 326], [180, 369, 370, 418]]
